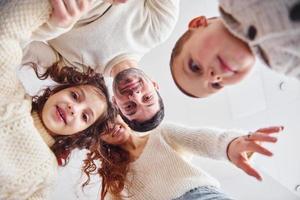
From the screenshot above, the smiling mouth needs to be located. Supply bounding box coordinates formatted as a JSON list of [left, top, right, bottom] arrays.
[[56, 106, 67, 124], [218, 56, 236, 73]]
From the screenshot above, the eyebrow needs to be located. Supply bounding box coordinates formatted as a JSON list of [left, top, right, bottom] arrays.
[[77, 87, 86, 101]]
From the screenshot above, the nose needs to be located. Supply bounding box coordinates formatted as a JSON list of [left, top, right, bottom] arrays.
[[128, 89, 142, 101], [67, 103, 79, 116], [208, 68, 222, 83]]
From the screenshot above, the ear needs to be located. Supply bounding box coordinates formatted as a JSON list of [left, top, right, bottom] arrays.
[[188, 16, 208, 29], [152, 81, 159, 90]]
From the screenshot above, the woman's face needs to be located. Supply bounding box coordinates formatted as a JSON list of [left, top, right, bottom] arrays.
[[42, 85, 107, 136], [100, 115, 132, 145]]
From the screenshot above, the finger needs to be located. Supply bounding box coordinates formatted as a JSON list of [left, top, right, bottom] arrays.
[[63, 0, 79, 16], [51, 0, 68, 18], [256, 126, 284, 134], [238, 159, 262, 181], [247, 142, 273, 157], [77, 0, 91, 12], [246, 133, 277, 143]]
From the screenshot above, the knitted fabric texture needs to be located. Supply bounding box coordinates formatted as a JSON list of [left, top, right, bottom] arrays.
[[44, 0, 179, 75], [0, 1, 58, 199], [108, 123, 245, 200]]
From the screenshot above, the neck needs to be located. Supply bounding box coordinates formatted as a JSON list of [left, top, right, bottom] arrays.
[[31, 112, 56, 147], [110, 59, 138, 77], [120, 133, 148, 155]]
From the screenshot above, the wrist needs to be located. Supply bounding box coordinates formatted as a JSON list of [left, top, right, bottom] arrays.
[[226, 136, 239, 162]]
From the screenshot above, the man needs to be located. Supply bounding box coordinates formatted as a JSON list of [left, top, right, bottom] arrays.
[[22, 41, 164, 132], [170, 0, 300, 98], [26, 0, 179, 131]]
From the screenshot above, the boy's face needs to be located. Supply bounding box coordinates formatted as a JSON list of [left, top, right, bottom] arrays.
[[171, 17, 255, 97]]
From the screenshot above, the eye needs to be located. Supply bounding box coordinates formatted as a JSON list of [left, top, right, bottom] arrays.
[[71, 91, 79, 101], [211, 82, 223, 90], [143, 95, 152, 102], [188, 59, 202, 73], [125, 103, 133, 111], [82, 113, 89, 122]]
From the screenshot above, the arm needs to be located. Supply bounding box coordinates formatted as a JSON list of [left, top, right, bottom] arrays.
[[0, 0, 51, 100], [161, 123, 245, 160], [142, 0, 180, 43], [162, 123, 282, 181], [0, 1, 57, 198], [22, 41, 60, 70], [31, 0, 93, 42]]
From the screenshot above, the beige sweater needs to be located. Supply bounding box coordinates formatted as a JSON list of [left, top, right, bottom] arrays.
[[30, 0, 180, 76], [108, 123, 244, 200], [0, 1, 59, 199]]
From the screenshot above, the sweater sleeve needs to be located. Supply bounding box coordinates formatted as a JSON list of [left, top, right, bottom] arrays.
[[0, 1, 58, 199], [142, 0, 180, 43], [0, 0, 52, 99], [161, 123, 246, 161], [22, 41, 60, 69]]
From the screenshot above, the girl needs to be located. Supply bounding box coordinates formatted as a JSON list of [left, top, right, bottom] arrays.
[[87, 115, 282, 200], [0, 61, 116, 199]]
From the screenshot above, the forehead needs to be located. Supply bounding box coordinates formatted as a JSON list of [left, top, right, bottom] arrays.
[[75, 85, 107, 115]]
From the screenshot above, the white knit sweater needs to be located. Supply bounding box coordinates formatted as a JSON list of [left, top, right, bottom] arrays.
[[32, 0, 180, 76], [0, 1, 59, 199], [109, 123, 244, 200]]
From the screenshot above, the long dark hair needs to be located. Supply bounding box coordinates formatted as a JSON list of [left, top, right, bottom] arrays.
[[30, 62, 132, 198], [83, 139, 131, 200], [30, 62, 117, 180]]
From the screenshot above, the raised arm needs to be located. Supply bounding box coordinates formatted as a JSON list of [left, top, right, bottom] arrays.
[[161, 123, 282, 181], [142, 0, 180, 43], [31, 0, 94, 42], [161, 123, 244, 160], [0, 0, 51, 99]]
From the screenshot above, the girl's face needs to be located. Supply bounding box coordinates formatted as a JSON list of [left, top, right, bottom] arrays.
[[42, 85, 107, 136], [100, 115, 132, 145]]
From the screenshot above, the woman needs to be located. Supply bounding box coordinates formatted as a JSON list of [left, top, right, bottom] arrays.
[[0, 62, 116, 200], [87, 115, 282, 200]]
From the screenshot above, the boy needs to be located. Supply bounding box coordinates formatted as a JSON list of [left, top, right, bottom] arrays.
[[170, 0, 300, 98]]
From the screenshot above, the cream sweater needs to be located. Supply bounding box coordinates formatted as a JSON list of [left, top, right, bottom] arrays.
[[31, 0, 180, 76], [110, 123, 244, 200], [0, 1, 59, 199]]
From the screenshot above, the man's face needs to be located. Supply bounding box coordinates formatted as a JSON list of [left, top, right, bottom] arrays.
[[112, 68, 160, 122], [171, 17, 255, 97]]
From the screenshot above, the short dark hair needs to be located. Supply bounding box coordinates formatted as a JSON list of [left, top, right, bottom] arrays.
[[169, 30, 199, 98], [119, 91, 164, 132]]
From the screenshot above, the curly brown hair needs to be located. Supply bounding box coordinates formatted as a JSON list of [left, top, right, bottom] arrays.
[[83, 139, 131, 200], [30, 62, 120, 188]]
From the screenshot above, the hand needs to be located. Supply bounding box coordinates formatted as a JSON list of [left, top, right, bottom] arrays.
[[49, 0, 92, 28], [227, 126, 283, 181]]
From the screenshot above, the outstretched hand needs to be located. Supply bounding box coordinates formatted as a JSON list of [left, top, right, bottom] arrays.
[[227, 126, 283, 181], [49, 0, 92, 28]]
